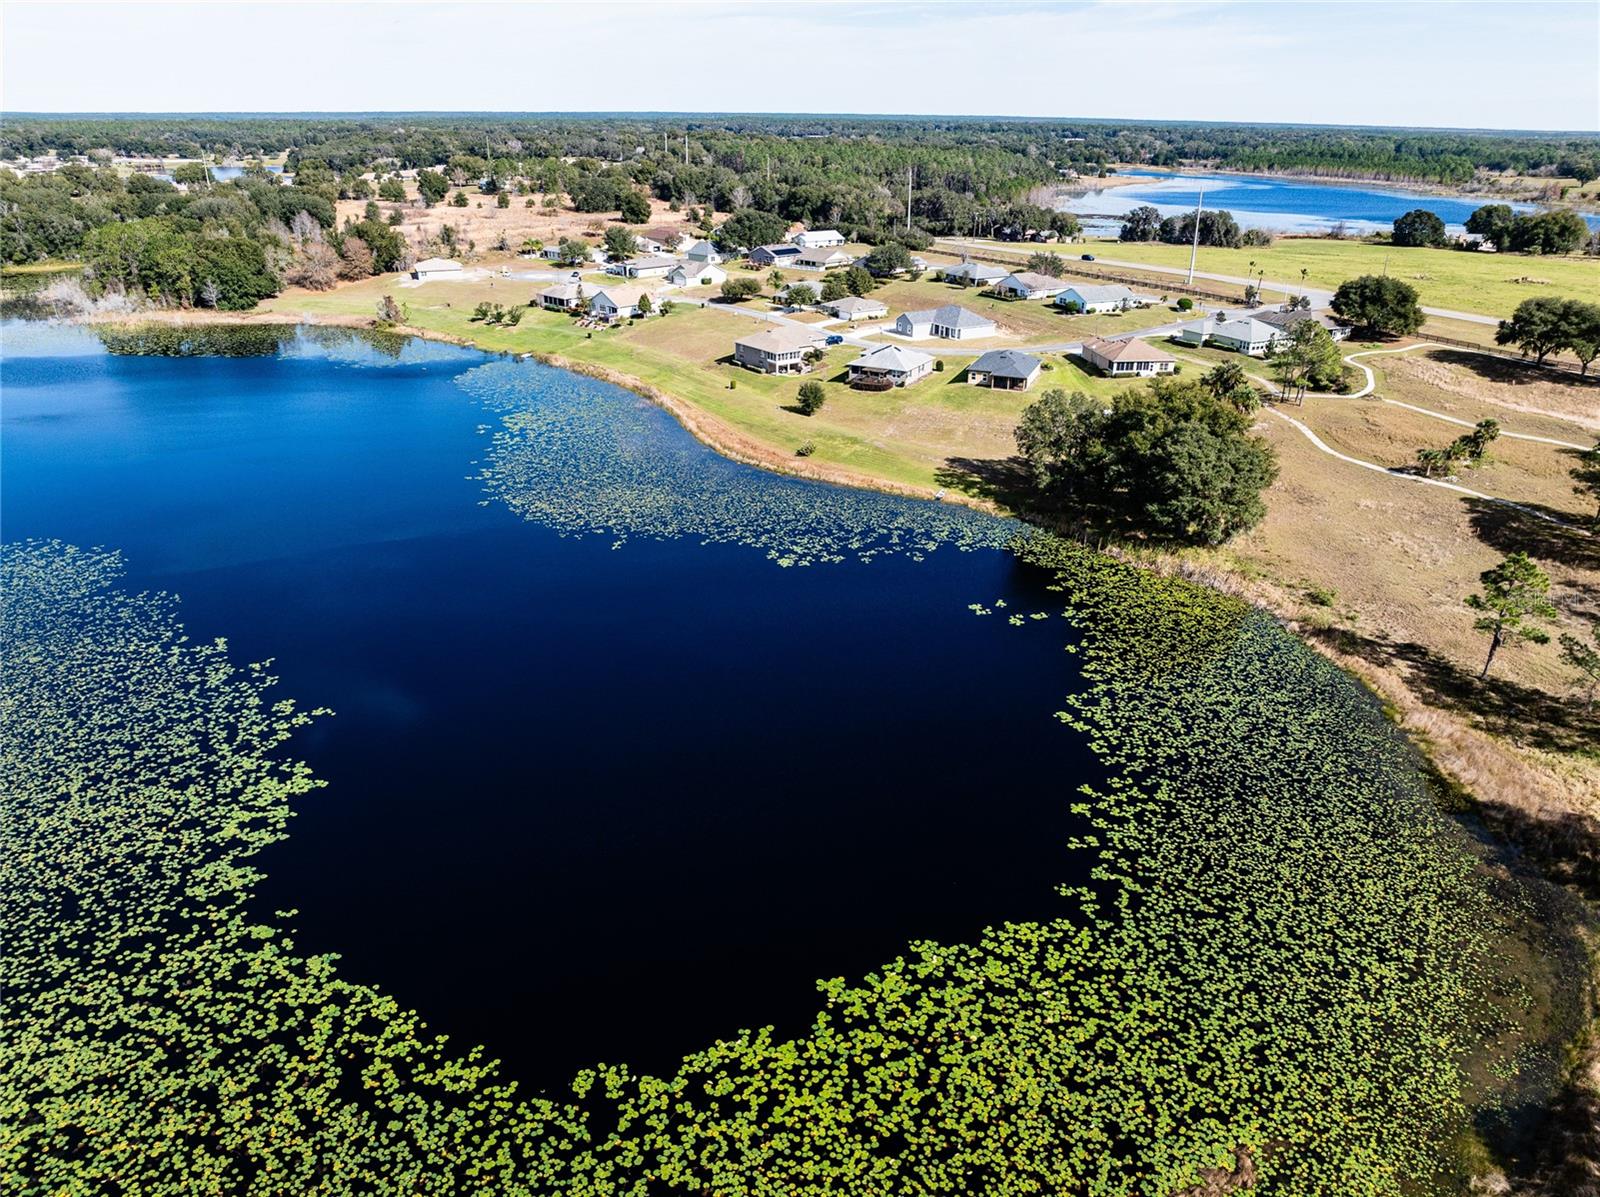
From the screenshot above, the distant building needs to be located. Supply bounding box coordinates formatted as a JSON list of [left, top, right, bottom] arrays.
[[1056, 283, 1137, 313], [938, 261, 1008, 287], [412, 257, 463, 280], [894, 304, 997, 340], [792, 246, 853, 272], [792, 228, 846, 248], [848, 344, 934, 387], [1174, 315, 1285, 356], [748, 243, 804, 268], [684, 240, 723, 264], [608, 255, 679, 279], [666, 261, 727, 288], [588, 285, 654, 321], [1079, 337, 1176, 377], [821, 295, 888, 321], [733, 324, 828, 374], [992, 271, 1067, 300], [538, 282, 585, 311], [966, 349, 1042, 390]]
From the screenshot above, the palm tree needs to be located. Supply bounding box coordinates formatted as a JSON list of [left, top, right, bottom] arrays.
[[767, 269, 785, 291]]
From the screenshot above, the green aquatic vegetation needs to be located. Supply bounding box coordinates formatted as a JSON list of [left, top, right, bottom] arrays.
[[3, 534, 1564, 1195], [94, 323, 301, 357], [461, 359, 1016, 566]]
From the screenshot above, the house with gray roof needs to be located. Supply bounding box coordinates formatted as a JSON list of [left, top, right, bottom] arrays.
[[793, 228, 846, 248], [538, 281, 586, 311], [993, 271, 1067, 300], [684, 240, 723, 264], [966, 349, 1043, 390], [1255, 308, 1353, 341], [793, 245, 853, 271], [937, 261, 1008, 287], [748, 243, 804, 268], [821, 295, 888, 321], [893, 304, 997, 340], [1056, 283, 1138, 313], [733, 324, 828, 374], [848, 344, 934, 388], [1174, 315, 1286, 356]]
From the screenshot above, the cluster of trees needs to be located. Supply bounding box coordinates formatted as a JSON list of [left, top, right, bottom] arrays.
[[1463, 204, 1591, 254], [1119, 205, 1247, 249], [1414, 419, 1500, 478], [1267, 321, 1349, 401], [1014, 378, 1278, 545], [469, 302, 524, 327], [1496, 297, 1600, 371]]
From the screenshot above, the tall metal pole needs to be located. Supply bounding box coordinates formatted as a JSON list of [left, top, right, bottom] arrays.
[[906, 166, 913, 229], [1186, 188, 1204, 286]]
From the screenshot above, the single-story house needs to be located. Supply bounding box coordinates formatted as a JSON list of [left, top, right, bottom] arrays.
[[666, 260, 727, 288], [634, 236, 665, 255], [732, 324, 828, 374], [792, 246, 853, 272], [966, 349, 1042, 390], [792, 228, 846, 248], [848, 343, 934, 388], [938, 261, 1008, 287], [992, 271, 1066, 300], [539, 245, 566, 260], [1174, 315, 1285, 356], [1056, 283, 1137, 313], [684, 240, 723, 264], [894, 304, 997, 340], [821, 295, 888, 321], [412, 257, 463, 280], [538, 282, 585, 311], [748, 243, 804, 268], [588, 285, 654, 322], [608, 255, 680, 279], [1080, 336, 1177, 377], [1254, 308, 1354, 342]]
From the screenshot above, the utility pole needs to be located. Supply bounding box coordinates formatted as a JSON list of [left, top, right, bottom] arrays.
[[1186, 187, 1204, 286], [906, 165, 913, 229], [683, 134, 688, 165]]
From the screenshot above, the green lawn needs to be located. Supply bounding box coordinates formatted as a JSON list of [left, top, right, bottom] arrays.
[[1007, 237, 1600, 319]]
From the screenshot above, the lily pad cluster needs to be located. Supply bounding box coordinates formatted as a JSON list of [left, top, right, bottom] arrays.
[[2, 533, 1554, 1195], [462, 359, 1017, 566]]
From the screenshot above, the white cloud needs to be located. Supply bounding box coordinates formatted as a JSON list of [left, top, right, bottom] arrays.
[[2, 0, 1595, 130]]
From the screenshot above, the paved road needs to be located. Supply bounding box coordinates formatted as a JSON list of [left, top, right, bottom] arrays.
[[935, 238, 1502, 327]]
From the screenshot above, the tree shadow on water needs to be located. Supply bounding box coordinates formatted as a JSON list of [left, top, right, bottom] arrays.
[[1463, 497, 1599, 571]]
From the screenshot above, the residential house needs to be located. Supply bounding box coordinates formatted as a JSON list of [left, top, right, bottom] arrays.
[[1174, 315, 1285, 356], [792, 246, 853, 272], [1254, 308, 1354, 342], [1079, 337, 1177, 377], [821, 295, 889, 321], [894, 304, 997, 340], [666, 260, 727, 288], [792, 228, 846, 248], [748, 243, 804, 268], [1056, 283, 1137, 313], [938, 261, 1008, 287], [992, 271, 1067, 300], [588, 285, 654, 322], [609, 255, 679, 279], [412, 257, 464, 280], [848, 344, 934, 388], [732, 324, 828, 374], [966, 349, 1042, 390], [684, 240, 723, 264], [538, 282, 586, 311]]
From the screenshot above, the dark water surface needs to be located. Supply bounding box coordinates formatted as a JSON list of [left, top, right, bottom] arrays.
[[1, 321, 1090, 1084]]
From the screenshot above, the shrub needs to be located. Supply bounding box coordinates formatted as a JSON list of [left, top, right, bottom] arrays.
[[1177, 297, 1195, 311], [796, 440, 816, 457], [797, 381, 827, 415], [933, 359, 945, 372]]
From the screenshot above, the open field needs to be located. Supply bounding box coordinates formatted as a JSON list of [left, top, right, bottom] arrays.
[[1039, 236, 1600, 319]]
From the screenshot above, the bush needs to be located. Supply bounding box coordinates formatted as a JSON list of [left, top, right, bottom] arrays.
[[933, 359, 945, 372], [797, 381, 827, 415], [720, 276, 763, 302], [796, 441, 816, 457], [1176, 297, 1195, 311]]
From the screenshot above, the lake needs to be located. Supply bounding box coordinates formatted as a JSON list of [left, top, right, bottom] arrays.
[[1057, 168, 1600, 236], [0, 320, 1091, 1084]]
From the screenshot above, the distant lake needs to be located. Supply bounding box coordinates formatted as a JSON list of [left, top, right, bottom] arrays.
[[1058, 168, 1600, 236], [0, 321, 1091, 1085], [208, 164, 285, 180]]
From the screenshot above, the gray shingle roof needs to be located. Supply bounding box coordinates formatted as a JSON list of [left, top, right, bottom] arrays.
[[969, 349, 1042, 378]]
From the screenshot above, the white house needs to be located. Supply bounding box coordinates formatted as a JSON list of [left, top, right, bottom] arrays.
[[1255, 308, 1354, 342], [666, 260, 727, 288], [848, 344, 934, 387], [966, 349, 1043, 390], [894, 304, 997, 340], [1056, 283, 1137, 313], [608, 255, 679, 279], [1174, 315, 1285, 356], [732, 325, 828, 374], [588, 285, 654, 322], [538, 282, 585, 311], [938, 261, 1008, 287], [749, 243, 804, 268], [793, 246, 853, 272], [822, 295, 888, 321], [1080, 336, 1177, 377], [992, 271, 1066, 300], [793, 228, 846, 248], [412, 257, 463, 280], [684, 240, 723, 264]]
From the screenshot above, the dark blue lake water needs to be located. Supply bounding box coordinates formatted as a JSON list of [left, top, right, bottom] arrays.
[[1060, 169, 1600, 236], [0, 321, 1089, 1085]]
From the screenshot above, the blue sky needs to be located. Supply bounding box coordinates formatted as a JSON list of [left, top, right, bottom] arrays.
[[4, 1, 1596, 131]]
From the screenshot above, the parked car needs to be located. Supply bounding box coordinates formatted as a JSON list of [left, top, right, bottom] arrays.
[[825, 334, 844, 345], [1081, 253, 1096, 261]]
